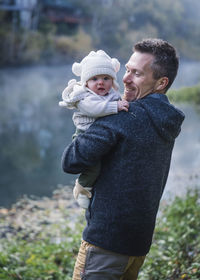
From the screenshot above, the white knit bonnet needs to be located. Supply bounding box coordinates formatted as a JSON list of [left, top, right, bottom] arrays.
[[72, 50, 120, 90]]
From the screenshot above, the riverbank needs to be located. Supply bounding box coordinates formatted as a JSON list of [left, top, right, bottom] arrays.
[[0, 186, 83, 243], [0, 186, 200, 279], [0, 186, 85, 279]]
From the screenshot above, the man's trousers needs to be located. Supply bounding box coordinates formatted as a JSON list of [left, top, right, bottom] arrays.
[[72, 240, 146, 280]]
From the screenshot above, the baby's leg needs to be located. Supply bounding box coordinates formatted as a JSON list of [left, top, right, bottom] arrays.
[[78, 162, 101, 188], [73, 162, 101, 209]]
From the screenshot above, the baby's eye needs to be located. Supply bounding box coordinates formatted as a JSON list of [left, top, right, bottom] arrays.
[[104, 76, 110, 80], [92, 77, 98, 81]]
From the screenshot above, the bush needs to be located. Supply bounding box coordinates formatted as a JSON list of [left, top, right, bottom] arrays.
[[168, 85, 200, 105], [20, 31, 47, 63], [0, 239, 75, 279], [0, 221, 84, 280], [139, 190, 200, 280], [0, 26, 93, 66], [54, 28, 93, 58]]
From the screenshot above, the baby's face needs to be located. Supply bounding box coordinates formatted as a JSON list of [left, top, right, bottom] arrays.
[[87, 75, 113, 96]]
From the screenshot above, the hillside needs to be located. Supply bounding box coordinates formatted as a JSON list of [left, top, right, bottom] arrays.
[[1, 0, 200, 66]]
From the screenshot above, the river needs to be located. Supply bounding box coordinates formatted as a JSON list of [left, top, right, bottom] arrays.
[[0, 60, 200, 207]]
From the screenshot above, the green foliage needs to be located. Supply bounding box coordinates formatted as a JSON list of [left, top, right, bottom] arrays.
[[168, 85, 200, 105], [139, 190, 200, 280], [1, 191, 200, 279], [54, 28, 93, 59], [72, 0, 200, 60], [0, 212, 85, 280], [0, 27, 93, 65], [0, 240, 72, 279], [1, 0, 200, 64]]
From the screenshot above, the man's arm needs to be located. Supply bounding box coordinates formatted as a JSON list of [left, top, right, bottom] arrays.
[[61, 116, 119, 174]]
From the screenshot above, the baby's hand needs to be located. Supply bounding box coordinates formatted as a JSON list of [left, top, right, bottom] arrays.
[[117, 100, 129, 112]]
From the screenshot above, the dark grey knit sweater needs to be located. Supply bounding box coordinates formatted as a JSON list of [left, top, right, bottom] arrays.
[[62, 93, 185, 256]]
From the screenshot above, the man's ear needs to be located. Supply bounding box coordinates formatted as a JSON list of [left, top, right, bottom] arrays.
[[155, 77, 169, 91]]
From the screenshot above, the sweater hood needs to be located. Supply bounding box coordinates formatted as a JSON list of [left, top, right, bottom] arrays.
[[137, 93, 185, 142]]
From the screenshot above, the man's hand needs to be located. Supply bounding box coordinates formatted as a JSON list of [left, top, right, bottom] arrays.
[[117, 100, 129, 112]]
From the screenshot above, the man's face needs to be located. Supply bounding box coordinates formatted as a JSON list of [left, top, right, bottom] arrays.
[[123, 51, 159, 101]]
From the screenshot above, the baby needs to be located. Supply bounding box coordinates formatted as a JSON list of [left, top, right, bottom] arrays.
[[59, 50, 129, 209]]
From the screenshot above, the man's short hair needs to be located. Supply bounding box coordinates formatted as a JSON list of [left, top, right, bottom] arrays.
[[134, 38, 179, 91]]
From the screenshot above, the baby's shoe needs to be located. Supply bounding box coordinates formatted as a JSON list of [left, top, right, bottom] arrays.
[[73, 179, 92, 209]]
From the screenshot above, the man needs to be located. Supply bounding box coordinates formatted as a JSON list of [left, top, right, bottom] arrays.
[[62, 38, 185, 280]]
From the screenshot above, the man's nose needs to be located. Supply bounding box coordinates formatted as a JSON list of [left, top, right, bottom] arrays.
[[123, 73, 131, 83]]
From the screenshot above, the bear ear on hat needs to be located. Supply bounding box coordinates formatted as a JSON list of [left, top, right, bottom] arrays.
[[111, 58, 120, 73], [72, 62, 82, 76], [88, 50, 97, 57], [96, 50, 106, 56]]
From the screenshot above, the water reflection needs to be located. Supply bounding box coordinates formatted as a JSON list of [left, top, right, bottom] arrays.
[[0, 61, 200, 207], [0, 65, 76, 207], [164, 103, 200, 200]]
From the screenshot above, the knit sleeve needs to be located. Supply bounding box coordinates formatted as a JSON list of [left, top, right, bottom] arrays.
[[59, 80, 87, 109], [77, 94, 118, 117], [61, 115, 119, 174]]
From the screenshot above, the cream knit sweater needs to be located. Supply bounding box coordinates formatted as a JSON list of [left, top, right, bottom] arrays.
[[59, 79, 121, 131]]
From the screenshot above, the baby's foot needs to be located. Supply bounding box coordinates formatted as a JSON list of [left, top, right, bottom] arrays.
[[73, 179, 92, 209]]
